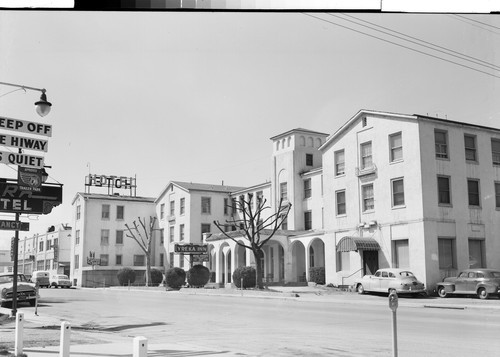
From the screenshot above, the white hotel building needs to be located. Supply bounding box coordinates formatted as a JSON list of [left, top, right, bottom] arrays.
[[67, 110, 500, 291]]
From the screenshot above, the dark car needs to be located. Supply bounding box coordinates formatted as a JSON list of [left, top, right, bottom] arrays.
[[436, 269, 500, 299], [0, 272, 38, 307]]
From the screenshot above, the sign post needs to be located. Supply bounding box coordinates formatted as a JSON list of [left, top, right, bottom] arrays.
[[388, 291, 399, 357]]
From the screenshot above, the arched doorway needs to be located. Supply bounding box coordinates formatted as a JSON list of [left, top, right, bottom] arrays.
[[235, 242, 246, 268], [291, 241, 306, 283], [309, 238, 325, 268]]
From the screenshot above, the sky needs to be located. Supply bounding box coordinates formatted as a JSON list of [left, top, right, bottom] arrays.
[[0, 10, 499, 249]]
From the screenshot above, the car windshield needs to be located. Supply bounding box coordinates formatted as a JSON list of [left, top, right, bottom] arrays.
[[399, 271, 414, 277], [0, 274, 28, 283]]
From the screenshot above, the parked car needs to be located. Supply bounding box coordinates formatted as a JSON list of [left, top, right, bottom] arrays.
[[50, 274, 72, 288], [0, 272, 38, 307], [354, 268, 426, 296], [436, 269, 500, 300], [31, 270, 50, 288]]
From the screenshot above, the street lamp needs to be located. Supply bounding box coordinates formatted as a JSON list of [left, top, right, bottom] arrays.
[[0, 81, 52, 117]]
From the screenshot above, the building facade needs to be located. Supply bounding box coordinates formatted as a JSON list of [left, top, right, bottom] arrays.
[[70, 192, 159, 287], [32, 109, 500, 291]]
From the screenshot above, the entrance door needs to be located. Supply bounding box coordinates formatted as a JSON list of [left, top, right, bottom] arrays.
[[363, 251, 379, 276]]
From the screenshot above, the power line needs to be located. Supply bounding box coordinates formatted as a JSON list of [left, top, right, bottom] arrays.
[[453, 14, 500, 31], [448, 14, 500, 36], [336, 13, 500, 72], [303, 13, 500, 79]]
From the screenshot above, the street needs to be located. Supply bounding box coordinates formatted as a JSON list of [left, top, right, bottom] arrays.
[[1, 287, 500, 356]]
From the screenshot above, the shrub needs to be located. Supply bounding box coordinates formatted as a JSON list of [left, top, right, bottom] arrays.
[[149, 268, 164, 286], [232, 266, 256, 289], [165, 267, 186, 289], [309, 267, 325, 285], [117, 267, 136, 286], [187, 265, 210, 287]]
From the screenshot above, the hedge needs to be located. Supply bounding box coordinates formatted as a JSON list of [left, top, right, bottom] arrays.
[[165, 267, 186, 288], [309, 267, 325, 285], [232, 266, 256, 289], [187, 265, 210, 287], [117, 267, 136, 286]]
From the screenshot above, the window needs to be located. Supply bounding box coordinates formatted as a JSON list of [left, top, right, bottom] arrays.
[[116, 230, 123, 245], [306, 153, 313, 166], [100, 254, 109, 266], [362, 184, 374, 211], [46, 240, 51, 250], [304, 211, 312, 230], [360, 141, 373, 169], [280, 182, 288, 201], [492, 138, 500, 165], [335, 150, 345, 176], [45, 259, 51, 270], [468, 239, 485, 268], [133, 255, 145, 266], [435, 129, 448, 159], [180, 198, 185, 215], [180, 224, 185, 241], [224, 198, 229, 215], [392, 178, 405, 207], [160, 253, 164, 267], [179, 253, 184, 268], [232, 198, 237, 215], [393, 240, 409, 268], [76, 205, 81, 220], [102, 204, 110, 219], [495, 182, 500, 209], [169, 226, 174, 243], [39, 241, 44, 251], [437, 176, 451, 205], [169, 253, 174, 268], [75, 230, 80, 245], [116, 205, 124, 220], [201, 197, 211, 214], [438, 238, 456, 269], [116, 255, 122, 265], [170, 200, 175, 216], [389, 132, 403, 162], [304, 179, 312, 199], [74, 255, 79, 269], [201, 223, 211, 239], [464, 134, 477, 162], [101, 229, 109, 245], [281, 217, 288, 230], [160, 229, 164, 245], [336, 190, 346, 215], [467, 179, 480, 206], [160, 203, 165, 219]]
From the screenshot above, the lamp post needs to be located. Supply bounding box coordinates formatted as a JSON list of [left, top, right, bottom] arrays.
[[0, 81, 52, 316]]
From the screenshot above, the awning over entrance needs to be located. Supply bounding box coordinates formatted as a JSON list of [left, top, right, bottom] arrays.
[[336, 236, 381, 252]]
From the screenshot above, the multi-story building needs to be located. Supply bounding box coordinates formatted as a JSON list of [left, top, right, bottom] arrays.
[[57, 110, 500, 291], [155, 181, 245, 273], [14, 223, 72, 277], [70, 192, 158, 287]]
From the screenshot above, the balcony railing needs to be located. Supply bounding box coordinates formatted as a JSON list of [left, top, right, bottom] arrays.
[[355, 163, 377, 177]]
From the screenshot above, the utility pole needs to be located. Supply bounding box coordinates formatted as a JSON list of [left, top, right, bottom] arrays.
[[12, 213, 20, 317]]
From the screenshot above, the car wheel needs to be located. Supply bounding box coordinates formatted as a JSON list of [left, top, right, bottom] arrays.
[[477, 288, 489, 300], [437, 286, 447, 298], [357, 284, 365, 294]]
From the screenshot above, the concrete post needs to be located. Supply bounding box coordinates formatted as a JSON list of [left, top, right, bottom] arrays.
[[59, 321, 71, 357], [133, 336, 148, 357], [14, 312, 24, 356]]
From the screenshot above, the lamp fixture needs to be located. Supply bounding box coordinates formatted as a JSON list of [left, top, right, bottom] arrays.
[[35, 90, 52, 117], [0, 81, 52, 117]]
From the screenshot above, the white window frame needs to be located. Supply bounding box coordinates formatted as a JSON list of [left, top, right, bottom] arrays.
[[435, 129, 449, 159], [464, 134, 477, 162], [389, 132, 403, 162], [391, 178, 405, 207], [360, 141, 373, 169], [335, 149, 345, 176], [336, 189, 346, 215], [361, 184, 374, 212]]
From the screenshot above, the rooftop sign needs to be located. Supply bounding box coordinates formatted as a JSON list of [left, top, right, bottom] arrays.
[[85, 174, 137, 196]]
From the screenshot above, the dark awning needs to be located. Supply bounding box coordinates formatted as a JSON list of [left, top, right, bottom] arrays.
[[336, 236, 381, 252]]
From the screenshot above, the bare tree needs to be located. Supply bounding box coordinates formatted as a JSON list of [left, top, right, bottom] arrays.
[[213, 194, 291, 289], [125, 216, 157, 286]]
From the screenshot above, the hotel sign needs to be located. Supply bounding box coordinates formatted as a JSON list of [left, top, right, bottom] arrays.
[[0, 181, 63, 214], [0, 220, 29, 231], [85, 173, 137, 196], [174, 244, 208, 255]]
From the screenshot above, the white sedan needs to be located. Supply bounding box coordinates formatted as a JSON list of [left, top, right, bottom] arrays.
[[354, 268, 426, 296]]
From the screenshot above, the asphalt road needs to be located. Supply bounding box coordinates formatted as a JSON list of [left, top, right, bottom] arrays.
[[1, 287, 499, 356]]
